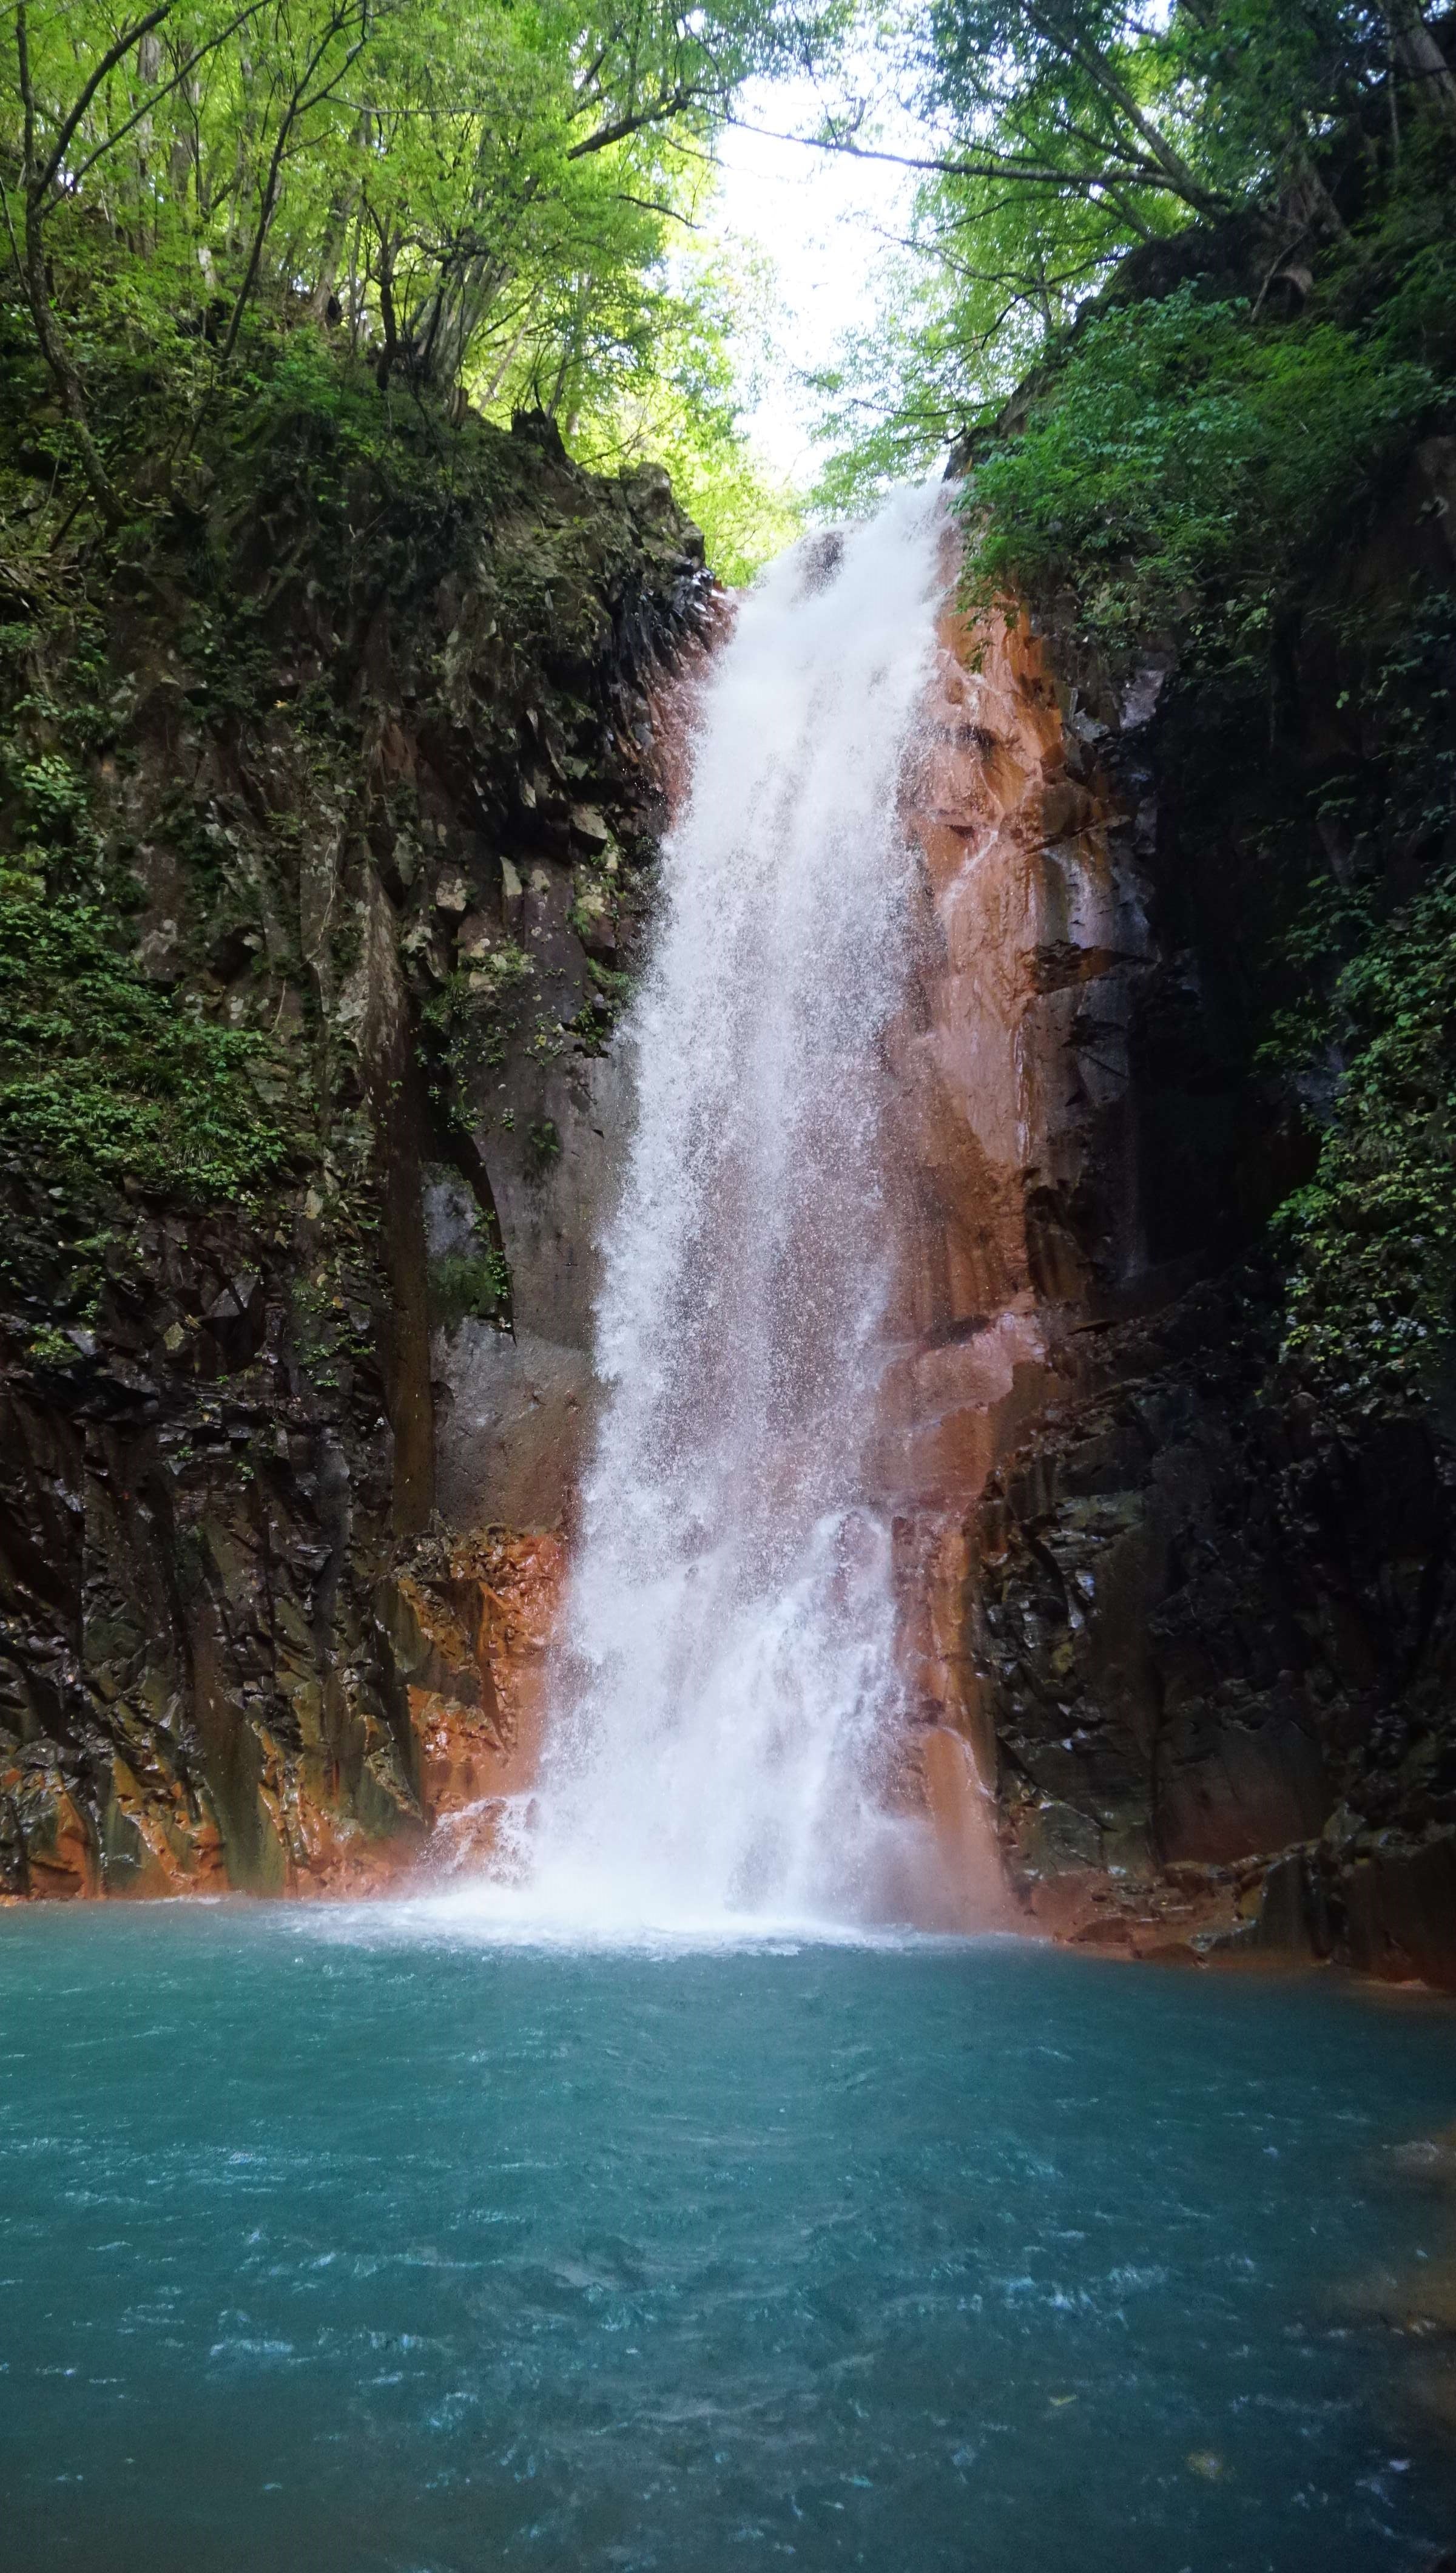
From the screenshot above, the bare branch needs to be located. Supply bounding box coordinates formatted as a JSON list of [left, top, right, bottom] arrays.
[[35, 0, 177, 198], [568, 81, 703, 158], [218, 4, 372, 367], [64, 5, 271, 195]]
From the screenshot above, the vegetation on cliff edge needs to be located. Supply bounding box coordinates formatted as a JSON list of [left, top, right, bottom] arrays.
[[812, 1, 1456, 1419], [0, 0, 807, 579]]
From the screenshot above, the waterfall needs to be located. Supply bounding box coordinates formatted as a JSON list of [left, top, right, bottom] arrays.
[[493, 487, 945, 1932]]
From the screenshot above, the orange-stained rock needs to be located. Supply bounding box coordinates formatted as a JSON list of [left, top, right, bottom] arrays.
[[379, 1527, 567, 1879], [0, 1524, 570, 1904], [887, 576, 1148, 1390], [877, 552, 1153, 1925], [101, 1756, 229, 1898], [4, 1764, 97, 1899]]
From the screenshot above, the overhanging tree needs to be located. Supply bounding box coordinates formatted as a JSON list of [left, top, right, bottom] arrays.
[[0, 0, 833, 529]]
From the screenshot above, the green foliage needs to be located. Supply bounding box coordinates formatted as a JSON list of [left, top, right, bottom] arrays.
[[570, 252, 801, 583], [430, 1245, 510, 1330], [960, 285, 1435, 665], [24, 1322, 81, 1370], [809, 235, 1042, 513], [13, 752, 90, 835], [1350, 588, 1456, 864], [0, 869, 296, 1209], [812, 0, 1456, 504], [1247, 581, 1456, 1414], [1276, 870, 1456, 1404], [0, 0, 825, 561], [527, 1117, 561, 1173], [918, 0, 1375, 232], [808, 128, 1184, 511]]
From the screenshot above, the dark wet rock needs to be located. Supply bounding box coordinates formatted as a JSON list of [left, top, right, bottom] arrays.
[[0, 394, 709, 1898], [917, 397, 1456, 1986]]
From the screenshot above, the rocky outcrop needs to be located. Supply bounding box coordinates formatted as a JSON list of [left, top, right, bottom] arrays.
[[0, 379, 709, 1898], [0, 1215, 410, 1896], [967, 1281, 1456, 1981], [875, 569, 1159, 1921], [379, 1529, 565, 1874], [894, 494, 1456, 1984]]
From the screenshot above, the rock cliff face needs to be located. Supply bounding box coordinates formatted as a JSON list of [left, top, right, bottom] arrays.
[[875, 569, 1150, 1920], [7, 342, 1452, 1985], [891, 486, 1456, 1987], [0, 377, 709, 1898]]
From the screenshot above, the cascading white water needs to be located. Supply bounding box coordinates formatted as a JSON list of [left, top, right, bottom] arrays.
[[495, 487, 945, 1932]]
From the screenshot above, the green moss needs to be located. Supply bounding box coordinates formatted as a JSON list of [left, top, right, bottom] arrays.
[[429, 1248, 511, 1331], [1276, 870, 1456, 1406], [0, 867, 297, 1214]]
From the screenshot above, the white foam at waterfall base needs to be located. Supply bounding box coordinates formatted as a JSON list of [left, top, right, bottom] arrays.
[[457, 486, 947, 1939]]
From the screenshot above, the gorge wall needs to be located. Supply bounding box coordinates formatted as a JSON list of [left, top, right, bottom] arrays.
[[892, 467, 1456, 1990], [4, 314, 1454, 1992], [0, 353, 710, 1898]]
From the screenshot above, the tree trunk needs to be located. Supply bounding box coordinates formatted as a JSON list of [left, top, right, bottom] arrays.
[[1386, 0, 1456, 122], [13, 5, 127, 527]]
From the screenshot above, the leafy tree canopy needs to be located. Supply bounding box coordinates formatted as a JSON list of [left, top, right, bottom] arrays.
[[807, 0, 1456, 504], [0, 0, 824, 566]]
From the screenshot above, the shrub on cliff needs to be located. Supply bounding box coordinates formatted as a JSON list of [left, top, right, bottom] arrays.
[[1276, 862, 1456, 1405], [960, 284, 1437, 671]]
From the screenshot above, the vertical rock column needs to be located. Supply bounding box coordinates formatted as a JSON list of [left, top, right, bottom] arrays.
[[877, 574, 1154, 1915]]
